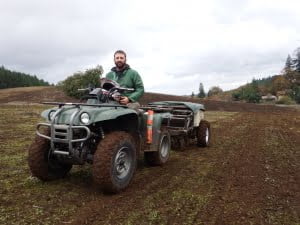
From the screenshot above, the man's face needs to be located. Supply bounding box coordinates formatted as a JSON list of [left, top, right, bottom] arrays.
[[114, 53, 126, 69]]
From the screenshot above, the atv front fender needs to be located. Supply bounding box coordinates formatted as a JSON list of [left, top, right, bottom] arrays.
[[93, 108, 138, 122]]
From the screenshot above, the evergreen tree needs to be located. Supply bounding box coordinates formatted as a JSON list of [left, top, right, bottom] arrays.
[[191, 92, 195, 98], [0, 66, 50, 89], [295, 50, 300, 72], [197, 83, 206, 98], [284, 54, 293, 73]]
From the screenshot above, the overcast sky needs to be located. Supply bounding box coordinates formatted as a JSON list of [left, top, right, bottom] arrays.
[[1, 0, 300, 95]]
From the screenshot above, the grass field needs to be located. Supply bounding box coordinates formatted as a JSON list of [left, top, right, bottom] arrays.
[[0, 105, 236, 224], [0, 88, 299, 225]]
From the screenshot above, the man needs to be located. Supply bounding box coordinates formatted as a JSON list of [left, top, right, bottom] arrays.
[[106, 50, 144, 108]]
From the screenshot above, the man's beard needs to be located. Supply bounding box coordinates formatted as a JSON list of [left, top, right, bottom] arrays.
[[115, 61, 125, 69]]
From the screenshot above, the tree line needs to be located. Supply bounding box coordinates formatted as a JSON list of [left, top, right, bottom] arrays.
[[0, 66, 50, 89], [191, 83, 223, 99], [193, 47, 300, 104]]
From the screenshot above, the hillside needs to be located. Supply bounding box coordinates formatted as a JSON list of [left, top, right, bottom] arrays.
[[0, 86, 297, 113], [210, 71, 300, 103]]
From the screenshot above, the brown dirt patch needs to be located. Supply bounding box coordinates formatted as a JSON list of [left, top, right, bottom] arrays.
[[0, 87, 299, 225], [0, 86, 76, 104], [68, 111, 300, 225], [0, 86, 298, 113], [140, 92, 298, 113]]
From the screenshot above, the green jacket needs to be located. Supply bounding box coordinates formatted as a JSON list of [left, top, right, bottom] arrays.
[[106, 65, 144, 102]]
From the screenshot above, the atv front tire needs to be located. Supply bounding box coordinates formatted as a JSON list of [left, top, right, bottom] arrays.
[[197, 120, 211, 147], [144, 130, 171, 166], [28, 135, 72, 181], [93, 131, 137, 193]]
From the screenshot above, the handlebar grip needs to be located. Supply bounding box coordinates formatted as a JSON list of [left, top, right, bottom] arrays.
[[119, 87, 134, 92]]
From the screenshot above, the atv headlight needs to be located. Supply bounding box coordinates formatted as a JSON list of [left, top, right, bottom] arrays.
[[48, 110, 56, 121], [80, 113, 90, 124]]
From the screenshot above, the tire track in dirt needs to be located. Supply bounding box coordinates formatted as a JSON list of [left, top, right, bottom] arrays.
[[1, 87, 299, 224], [68, 153, 204, 225], [193, 112, 267, 224], [67, 111, 299, 225], [194, 112, 300, 225]]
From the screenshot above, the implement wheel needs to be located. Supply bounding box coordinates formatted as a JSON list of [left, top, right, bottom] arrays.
[[144, 130, 171, 166], [197, 120, 211, 147]]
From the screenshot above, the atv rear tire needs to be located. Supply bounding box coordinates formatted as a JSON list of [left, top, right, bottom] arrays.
[[93, 131, 137, 193], [144, 130, 171, 166], [197, 120, 211, 147], [28, 134, 72, 181]]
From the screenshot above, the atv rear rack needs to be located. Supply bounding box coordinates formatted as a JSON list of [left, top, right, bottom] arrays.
[[140, 105, 191, 112], [141, 105, 194, 135]]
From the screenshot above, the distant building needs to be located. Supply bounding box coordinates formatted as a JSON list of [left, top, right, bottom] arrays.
[[261, 94, 277, 102]]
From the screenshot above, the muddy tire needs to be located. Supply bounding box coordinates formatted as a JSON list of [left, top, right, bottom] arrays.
[[144, 130, 171, 166], [93, 131, 137, 194], [171, 136, 190, 151], [197, 120, 211, 147], [28, 135, 72, 181]]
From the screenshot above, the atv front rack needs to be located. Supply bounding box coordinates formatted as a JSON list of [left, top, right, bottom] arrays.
[[42, 102, 129, 108], [36, 105, 91, 156], [37, 123, 90, 156]]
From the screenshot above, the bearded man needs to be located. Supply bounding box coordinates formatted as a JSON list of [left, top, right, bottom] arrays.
[[105, 50, 144, 108]]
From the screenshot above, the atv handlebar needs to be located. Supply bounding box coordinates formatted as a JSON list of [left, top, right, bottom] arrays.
[[119, 87, 134, 92], [78, 87, 134, 93], [77, 85, 135, 103], [109, 87, 134, 93]]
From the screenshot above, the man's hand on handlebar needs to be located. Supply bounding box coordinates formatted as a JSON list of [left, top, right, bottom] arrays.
[[119, 96, 130, 105]]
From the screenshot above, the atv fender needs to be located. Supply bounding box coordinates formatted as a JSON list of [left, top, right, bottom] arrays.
[[41, 107, 138, 125], [144, 112, 171, 152], [93, 108, 138, 122]]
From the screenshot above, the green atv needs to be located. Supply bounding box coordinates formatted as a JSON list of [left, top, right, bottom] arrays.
[[28, 78, 211, 193]]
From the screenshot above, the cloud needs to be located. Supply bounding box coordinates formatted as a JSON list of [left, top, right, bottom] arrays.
[[1, 0, 300, 94]]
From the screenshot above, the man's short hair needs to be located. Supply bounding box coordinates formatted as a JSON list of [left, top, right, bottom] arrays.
[[114, 50, 127, 58]]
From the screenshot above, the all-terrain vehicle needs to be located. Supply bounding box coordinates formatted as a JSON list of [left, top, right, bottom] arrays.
[[28, 78, 210, 193]]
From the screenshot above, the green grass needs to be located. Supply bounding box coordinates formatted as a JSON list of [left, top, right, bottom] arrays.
[[0, 105, 95, 225], [0, 106, 238, 225], [3, 105, 298, 225]]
